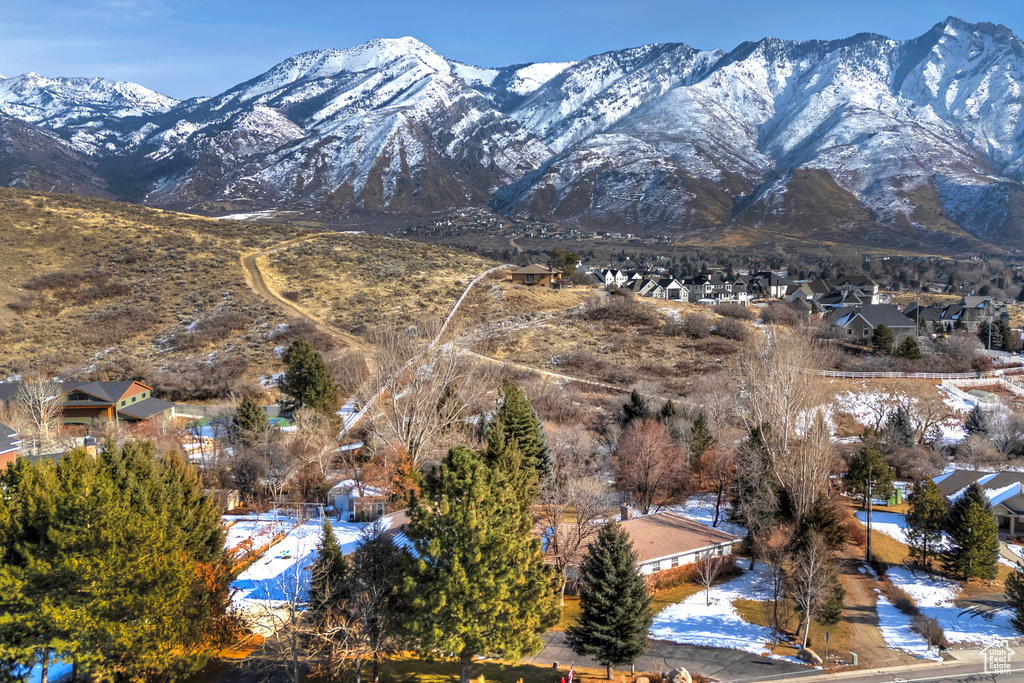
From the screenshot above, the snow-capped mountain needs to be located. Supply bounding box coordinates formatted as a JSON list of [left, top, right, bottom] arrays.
[[5, 19, 1024, 248]]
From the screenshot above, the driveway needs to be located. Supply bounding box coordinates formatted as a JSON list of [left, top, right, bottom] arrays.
[[525, 632, 807, 682]]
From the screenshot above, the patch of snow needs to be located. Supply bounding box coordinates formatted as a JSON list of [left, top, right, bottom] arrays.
[[231, 517, 367, 613], [650, 563, 804, 665], [669, 493, 748, 538], [886, 566, 1018, 644], [875, 594, 942, 660], [855, 510, 953, 549]]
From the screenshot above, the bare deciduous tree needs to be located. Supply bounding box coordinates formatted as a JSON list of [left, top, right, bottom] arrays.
[[366, 320, 482, 468], [693, 549, 727, 606], [787, 532, 837, 649], [13, 379, 64, 454], [613, 419, 685, 515], [538, 426, 611, 605], [293, 407, 341, 476], [740, 329, 837, 523]]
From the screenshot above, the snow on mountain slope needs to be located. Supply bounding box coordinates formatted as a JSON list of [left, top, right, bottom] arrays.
[[139, 37, 550, 212], [0, 73, 177, 130], [3, 21, 1024, 246]]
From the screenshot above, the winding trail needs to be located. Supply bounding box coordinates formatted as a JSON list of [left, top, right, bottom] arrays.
[[239, 234, 365, 350]]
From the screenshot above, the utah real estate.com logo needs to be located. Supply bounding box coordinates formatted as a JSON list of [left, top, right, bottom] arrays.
[[983, 639, 1013, 674]]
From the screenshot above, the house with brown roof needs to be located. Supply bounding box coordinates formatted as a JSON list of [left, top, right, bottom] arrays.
[[511, 264, 562, 288], [0, 381, 175, 425], [550, 509, 741, 579]]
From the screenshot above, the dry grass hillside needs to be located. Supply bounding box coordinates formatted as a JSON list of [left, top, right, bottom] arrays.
[[454, 282, 758, 395], [0, 188, 497, 400], [256, 234, 497, 334]]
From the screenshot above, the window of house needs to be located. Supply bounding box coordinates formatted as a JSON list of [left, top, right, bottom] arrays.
[[671, 557, 679, 568], [863, 328, 870, 337], [132, 396, 137, 402], [120, 401, 126, 407], [847, 328, 853, 335], [650, 562, 661, 573]]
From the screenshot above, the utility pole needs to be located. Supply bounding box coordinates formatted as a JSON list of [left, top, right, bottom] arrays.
[[989, 313, 993, 351], [916, 293, 920, 338], [865, 462, 873, 564]]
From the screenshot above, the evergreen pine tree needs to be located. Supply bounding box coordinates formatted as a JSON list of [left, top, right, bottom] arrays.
[[0, 444, 232, 680], [885, 408, 916, 448], [620, 390, 652, 429], [565, 522, 653, 679], [279, 340, 340, 414], [897, 336, 922, 360], [404, 446, 557, 683], [871, 324, 895, 354], [843, 445, 895, 509], [482, 420, 533, 504], [964, 406, 987, 436], [906, 479, 946, 569], [657, 399, 681, 438], [233, 394, 267, 447], [689, 412, 715, 472], [306, 522, 350, 670], [943, 483, 999, 580], [495, 379, 551, 483], [815, 579, 846, 627], [1005, 563, 1024, 633]]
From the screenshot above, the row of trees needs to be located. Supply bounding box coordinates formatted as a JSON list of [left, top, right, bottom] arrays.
[[0, 441, 232, 682]]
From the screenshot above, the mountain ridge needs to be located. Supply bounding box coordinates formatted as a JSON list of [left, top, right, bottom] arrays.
[[2, 16, 1024, 250]]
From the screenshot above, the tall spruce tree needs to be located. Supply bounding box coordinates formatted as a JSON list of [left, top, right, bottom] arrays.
[[943, 483, 999, 580], [906, 479, 947, 569], [1005, 563, 1024, 633], [689, 412, 715, 472], [897, 336, 922, 360], [495, 379, 551, 483], [233, 394, 267, 447], [565, 522, 653, 679], [306, 522, 350, 676], [279, 340, 340, 414], [872, 324, 895, 354], [404, 446, 557, 683], [621, 390, 652, 429]]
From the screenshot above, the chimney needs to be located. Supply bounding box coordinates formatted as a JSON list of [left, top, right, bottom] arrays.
[[620, 503, 632, 522]]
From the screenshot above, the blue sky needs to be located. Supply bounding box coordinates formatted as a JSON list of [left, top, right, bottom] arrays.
[[2, 0, 1023, 99]]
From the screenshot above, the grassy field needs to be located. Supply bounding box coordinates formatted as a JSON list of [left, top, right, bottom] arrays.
[[733, 598, 852, 663], [0, 188, 310, 383], [454, 283, 755, 395], [256, 233, 497, 335], [0, 188, 498, 400]]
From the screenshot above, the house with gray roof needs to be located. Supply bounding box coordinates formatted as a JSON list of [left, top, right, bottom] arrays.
[[830, 304, 917, 344], [0, 422, 20, 468], [0, 381, 175, 426], [933, 469, 1024, 536]]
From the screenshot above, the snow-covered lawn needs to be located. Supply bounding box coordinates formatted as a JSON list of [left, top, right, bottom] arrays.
[[670, 493, 747, 538], [650, 564, 800, 664], [224, 517, 289, 552], [230, 518, 367, 612], [886, 567, 1018, 644], [834, 387, 969, 444], [875, 594, 941, 661], [854, 511, 952, 549]]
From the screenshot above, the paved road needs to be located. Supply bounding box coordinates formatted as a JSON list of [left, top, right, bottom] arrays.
[[525, 632, 808, 682]]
